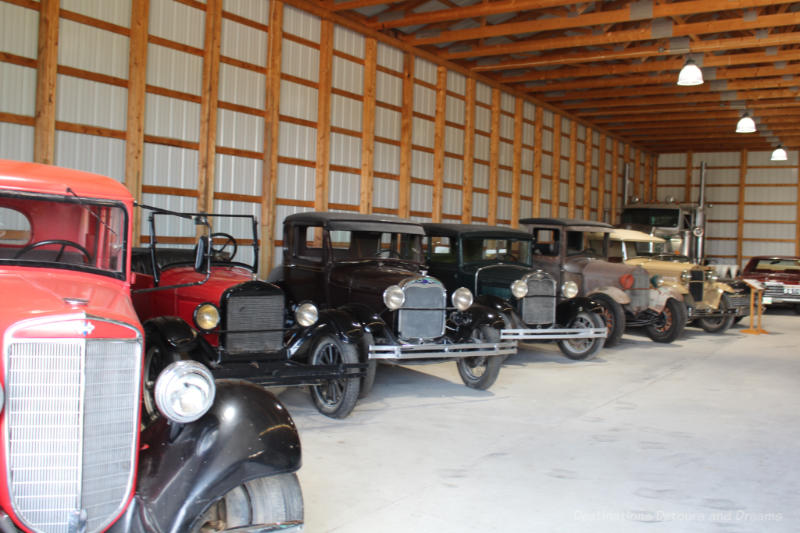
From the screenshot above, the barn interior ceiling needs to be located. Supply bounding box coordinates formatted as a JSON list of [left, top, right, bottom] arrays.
[[323, 0, 800, 154]]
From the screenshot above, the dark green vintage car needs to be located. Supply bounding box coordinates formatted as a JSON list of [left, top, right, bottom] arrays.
[[423, 223, 607, 360]]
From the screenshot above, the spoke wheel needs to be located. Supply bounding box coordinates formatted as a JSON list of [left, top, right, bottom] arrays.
[[698, 293, 735, 333], [456, 324, 502, 390], [557, 311, 605, 361], [645, 297, 687, 343], [309, 334, 360, 418], [591, 293, 625, 347]]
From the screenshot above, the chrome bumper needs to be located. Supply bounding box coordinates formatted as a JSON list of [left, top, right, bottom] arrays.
[[500, 327, 607, 341], [369, 341, 517, 360]]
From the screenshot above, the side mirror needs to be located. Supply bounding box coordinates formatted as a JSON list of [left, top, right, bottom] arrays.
[[195, 235, 210, 273]]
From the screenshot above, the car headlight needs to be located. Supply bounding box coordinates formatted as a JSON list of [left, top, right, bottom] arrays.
[[562, 280, 579, 299], [295, 302, 318, 327], [155, 361, 215, 424], [194, 303, 220, 332], [705, 270, 719, 282], [511, 279, 528, 299], [383, 285, 405, 310], [452, 287, 474, 311], [681, 270, 691, 283]]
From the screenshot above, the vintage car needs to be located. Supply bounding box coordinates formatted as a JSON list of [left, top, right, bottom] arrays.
[[591, 228, 749, 333], [519, 218, 686, 346], [131, 205, 365, 419], [0, 160, 303, 532], [422, 223, 606, 360], [271, 212, 517, 391], [741, 256, 800, 313]]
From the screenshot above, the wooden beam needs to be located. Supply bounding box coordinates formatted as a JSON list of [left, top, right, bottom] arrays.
[[461, 78, 475, 224], [567, 121, 577, 218], [532, 106, 543, 217], [488, 88, 500, 225], [125, 0, 149, 246], [796, 152, 800, 257], [582, 127, 592, 220], [360, 37, 377, 214], [432, 65, 447, 223], [643, 152, 651, 204], [550, 115, 561, 217], [261, 0, 283, 273], [684, 152, 694, 203], [597, 133, 606, 221], [511, 97, 523, 228], [197, 0, 223, 214], [314, 20, 333, 212], [610, 140, 619, 224], [737, 149, 747, 266], [398, 52, 413, 218], [33, 0, 59, 165]]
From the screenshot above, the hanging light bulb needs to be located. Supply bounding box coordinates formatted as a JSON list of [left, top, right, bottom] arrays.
[[677, 58, 703, 86], [735, 113, 756, 133], [771, 145, 788, 161]]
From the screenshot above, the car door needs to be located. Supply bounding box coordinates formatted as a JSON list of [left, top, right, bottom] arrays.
[[283, 223, 328, 305]]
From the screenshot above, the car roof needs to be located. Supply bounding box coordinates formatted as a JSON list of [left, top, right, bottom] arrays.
[[284, 211, 418, 225], [422, 222, 532, 239], [0, 159, 133, 202], [518, 217, 613, 229], [605, 228, 665, 243]]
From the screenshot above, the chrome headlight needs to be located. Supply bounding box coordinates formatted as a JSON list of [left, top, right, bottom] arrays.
[[562, 280, 579, 299], [680, 270, 691, 283], [383, 285, 405, 310], [705, 270, 719, 282], [194, 302, 220, 332], [452, 287, 474, 311], [295, 302, 319, 327], [511, 279, 528, 299], [155, 361, 216, 424]]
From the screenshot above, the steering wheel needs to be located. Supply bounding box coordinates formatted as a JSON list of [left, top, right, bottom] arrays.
[[14, 239, 91, 263], [376, 248, 401, 259], [210, 232, 237, 261]]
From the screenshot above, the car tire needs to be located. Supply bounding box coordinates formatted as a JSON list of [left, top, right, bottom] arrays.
[[358, 332, 377, 398], [591, 293, 626, 347], [193, 473, 303, 532], [557, 310, 606, 361], [457, 324, 503, 390], [309, 334, 360, 419], [698, 293, 736, 333], [645, 297, 687, 343]]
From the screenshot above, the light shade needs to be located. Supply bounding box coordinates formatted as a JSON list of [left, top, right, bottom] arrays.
[[736, 113, 757, 133], [771, 145, 788, 161], [677, 59, 703, 86]]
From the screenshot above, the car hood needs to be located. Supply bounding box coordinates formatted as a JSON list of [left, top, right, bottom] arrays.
[[0, 268, 140, 335], [469, 263, 536, 292], [626, 257, 693, 278], [332, 260, 422, 294], [581, 258, 643, 293], [744, 271, 800, 284]]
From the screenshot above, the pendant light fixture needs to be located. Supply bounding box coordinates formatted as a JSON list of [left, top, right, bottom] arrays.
[[735, 113, 756, 133], [771, 145, 788, 161], [677, 58, 703, 86]]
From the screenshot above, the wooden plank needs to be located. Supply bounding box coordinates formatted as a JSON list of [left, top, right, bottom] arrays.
[[261, 0, 283, 273], [610, 140, 619, 224], [360, 37, 376, 214], [398, 52, 413, 219], [33, 0, 58, 164], [684, 152, 694, 203], [582, 127, 592, 219], [597, 134, 606, 221], [511, 97, 523, 228], [488, 88, 500, 225], [432, 65, 446, 223], [197, 0, 223, 215], [797, 153, 800, 257], [461, 77, 475, 224], [532, 106, 543, 217], [125, 0, 149, 246], [315, 19, 333, 212], [737, 150, 747, 267], [550, 115, 562, 217], [567, 121, 577, 218]]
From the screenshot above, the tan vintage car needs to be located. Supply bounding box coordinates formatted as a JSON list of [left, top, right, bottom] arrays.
[[589, 228, 748, 334]]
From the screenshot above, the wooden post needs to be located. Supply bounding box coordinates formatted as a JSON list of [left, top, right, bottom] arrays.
[[360, 37, 377, 214], [643, 151, 652, 205], [684, 151, 694, 203], [261, 0, 283, 273], [532, 106, 543, 217], [610, 140, 619, 223], [583, 127, 592, 220], [432, 65, 446, 222], [737, 149, 747, 266], [488, 88, 500, 225], [197, 0, 223, 215], [33, 0, 59, 165], [597, 133, 606, 221], [797, 151, 800, 256], [550, 115, 561, 216], [633, 149, 641, 201], [567, 121, 577, 218], [511, 97, 523, 228], [399, 53, 414, 218], [461, 77, 475, 223], [314, 20, 333, 212], [125, 0, 149, 245]]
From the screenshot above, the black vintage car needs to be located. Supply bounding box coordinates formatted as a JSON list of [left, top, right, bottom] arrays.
[[423, 223, 607, 360], [271, 212, 516, 391], [131, 205, 366, 419]]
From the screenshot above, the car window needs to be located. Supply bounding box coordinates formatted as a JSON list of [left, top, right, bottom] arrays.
[[293, 225, 324, 264], [428, 236, 455, 263], [346, 230, 423, 262], [532, 228, 558, 256], [753, 258, 800, 272], [0, 207, 31, 245], [462, 237, 531, 264]]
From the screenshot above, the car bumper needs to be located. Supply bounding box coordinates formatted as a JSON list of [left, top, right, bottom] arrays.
[[500, 327, 607, 341], [686, 307, 738, 320], [369, 341, 517, 360]]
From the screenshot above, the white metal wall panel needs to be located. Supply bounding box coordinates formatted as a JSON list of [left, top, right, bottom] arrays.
[[149, 0, 205, 48], [376, 42, 402, 71], [277, 163, 314, 201], [413, 85, 435, 116], [223, 0, 269, 24], [473, 162, 488, 189], [707, 222, 738, 241], [443, 187, 461, 217], [520, 199, 531, 218], [659, 153, 686, 167], [706, 186, 738, 204], [0, 62, 36, 116], [332, 56, 363, 94], [277, 122, 316, 161], [705, 167, 739, 185], [474, 134, 489, 162], [472, 191, 487, 219], [58, 19, 129, 79], [746, 166, 797, 185], [141, 194, 198, 235], [708, 202, 738, 219], [211, 198, 258, 265], [743, 222, 795, 241], [221, 20, 267, 67], [217, 109, 263, 152], [500, 116, 514, 146], [742, 241, 795, 259], [412, 117, 434, 148], [0, 2, 38, 58], [56, 75, 127, 130], [706, 239, 737, 259], [693, 152, 739, 168], [475, 82, 491, 104], [500, 92, 515, 113], [542, 129, 553, 153], [376, 72, 401, 106], [745, 186, 797, 204], [329, 171, 359, 207], [215, 154, 261, 196], [411, 150, 433, 180], [542, 110, 553, 128], [143, 144, 199, 189], [331, 93, 362, 131], [373, 178, 398, 210], [447, 71, 465, 95], [498, 168, 512, 194], [0, 124, 33, 161], [474, 106, 490, 132], [657, 169, 684, 185], [444, 125, 463, 155], [499, 141, 512, 167], [283, 6, 320, 41], [219, 64, 265, 110], [541, 154, 552, 177], [330, 132, 361, 168], [411, 183, 432, 213], [539, 202, 551, 217], [374, 141, 399, 174], [54, 131, 125, 182], [444, 157, 463, 185], [521, 146, 533, 172], [414, 57, 436, 85], [497, 196, 511, 222], [144, 94, 201, 142], [540, 177, 551, 202], [445, 95, 464, 125], [333, 26, 364, 58], [282, 40, 319, 82], [279, 80, 317, 122], [146, 44, 203, 95]]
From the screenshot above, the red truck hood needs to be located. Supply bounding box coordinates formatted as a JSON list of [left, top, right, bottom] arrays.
[[744, 272, 800, 285], [0, 268, 140, 334]]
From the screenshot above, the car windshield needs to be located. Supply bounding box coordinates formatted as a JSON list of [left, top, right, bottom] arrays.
[[605, 240, 639, 261], [331, 230, 423, 262], [0, 191, 127, 279], [634, 240, 667, 255], [621, 207, 681, 228], [461, 237, 532, 265], [752, 258, 800, 273]]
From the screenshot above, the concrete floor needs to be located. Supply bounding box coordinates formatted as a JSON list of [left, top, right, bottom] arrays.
[[279, 309, 800, 532]]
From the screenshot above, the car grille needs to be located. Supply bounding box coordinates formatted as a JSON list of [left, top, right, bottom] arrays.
[[398, 278, 446, 340], [628, 269, 650, 310], [5, 335, 141, 533], [522, 275, 556, 325], [727, 292, 750, 310], [225, 293, 284, 354], [689, 270, 705, 302]]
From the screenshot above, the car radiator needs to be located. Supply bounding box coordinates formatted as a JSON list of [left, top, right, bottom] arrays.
[[225, 293, 285, 354], [628, 269, 651, 310], [522, 275, 556, 325], [5, 335, 141, 533], [689, 270, 705, 302], [398, 278, 446, 340]]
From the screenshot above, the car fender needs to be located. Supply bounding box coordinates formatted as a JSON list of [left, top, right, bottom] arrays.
[[108, 380, 301, 533], [450, 303, 505, 340], [143, 316, 217, 366], [649, 285, 683, 313], [556, 296, 601, 325], [288, 307, 366, 360], [474, 294, 523, 328], [588, 286, 631, 305]]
